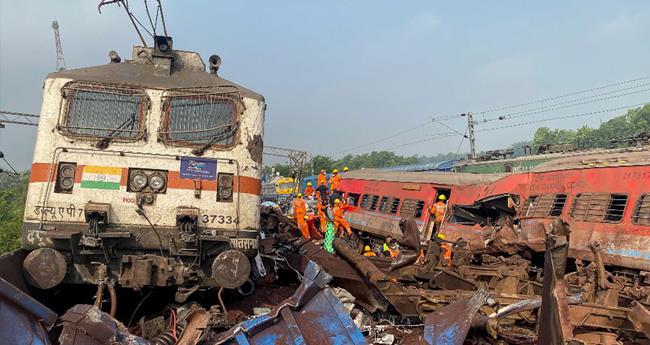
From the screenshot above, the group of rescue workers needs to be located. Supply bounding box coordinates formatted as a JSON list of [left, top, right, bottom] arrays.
[[291, 167, 452, 262]]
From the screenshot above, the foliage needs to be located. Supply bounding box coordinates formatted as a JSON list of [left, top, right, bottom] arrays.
[[532, 104, 650, 151], [0, 174, 28, 254]]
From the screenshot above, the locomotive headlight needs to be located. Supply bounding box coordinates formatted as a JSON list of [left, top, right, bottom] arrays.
[[217, 173, 234, 202], [130, 172, 148, 191], [149, 173, 166, 192], [55, 162, 77, 193]]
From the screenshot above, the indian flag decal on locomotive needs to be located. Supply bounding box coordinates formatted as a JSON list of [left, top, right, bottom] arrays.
[[80, 166, 122, 190]]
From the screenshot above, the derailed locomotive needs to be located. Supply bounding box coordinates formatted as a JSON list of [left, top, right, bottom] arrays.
[[21, 38, 265, 291]]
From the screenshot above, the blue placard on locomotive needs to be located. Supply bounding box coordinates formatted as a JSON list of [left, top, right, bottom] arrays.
[[180, 157, 217, 180]]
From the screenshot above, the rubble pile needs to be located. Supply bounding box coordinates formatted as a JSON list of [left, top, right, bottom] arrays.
[[1, 206, 649, 344]]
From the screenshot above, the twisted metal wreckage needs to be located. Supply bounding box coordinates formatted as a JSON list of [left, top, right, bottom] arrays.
[[1, 206, 649, 344]]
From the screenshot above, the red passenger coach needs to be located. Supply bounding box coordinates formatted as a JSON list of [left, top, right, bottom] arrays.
[[337, 170, 504, 241], [340, 150, 650, 273]]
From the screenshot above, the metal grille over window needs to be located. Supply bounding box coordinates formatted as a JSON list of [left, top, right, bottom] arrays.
[[570, 193, 628, 223], [632, 194, 650, 226], [60, 83, 147, 139], [368, 195, 379, 211], [379, 197, 390, 213], [161, 95, 238, 146], [521, 194, 567, 217], [400, 199, 425, 218]]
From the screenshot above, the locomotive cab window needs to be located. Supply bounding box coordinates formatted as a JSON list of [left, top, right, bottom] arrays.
[[570, 193, 628, 223], [59, 83, 148, 141], [161, 95, 238, 147], [632, 194, 650, 226]]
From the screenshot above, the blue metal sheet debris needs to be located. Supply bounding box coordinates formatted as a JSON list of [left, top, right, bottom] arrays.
[[0, 276, 58, 345], [214, 261, 367, 345]]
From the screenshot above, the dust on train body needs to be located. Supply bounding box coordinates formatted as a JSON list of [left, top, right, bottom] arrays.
[[21, 38, 266, 290]]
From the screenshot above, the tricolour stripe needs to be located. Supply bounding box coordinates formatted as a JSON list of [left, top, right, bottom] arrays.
[[81, 172, 121, 183], [80, 180, 121, 190], [82, 165, 122, 175]]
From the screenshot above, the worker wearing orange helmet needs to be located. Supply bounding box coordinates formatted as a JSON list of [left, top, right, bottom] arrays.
[[293, 194, 308, 238], [333, 198, 352, 237], [329, 169, 341, 192], [430, 194, 448, 233], [304, 182, 315, 197]]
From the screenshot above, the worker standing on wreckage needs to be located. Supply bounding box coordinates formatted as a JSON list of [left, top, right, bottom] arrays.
[[333, 198, 353, 238], [317, 169, 329, 201], [430, 194, 448, 236], [293, 193, 309, 238], [304, 181, 315, 197]]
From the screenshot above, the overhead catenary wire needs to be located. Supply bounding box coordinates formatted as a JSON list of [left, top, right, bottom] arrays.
[[482, 85, 650, 123], [477, 103, 647, 133], [479, 75, 650, 114], [386, 103, 646, 153], [331, 75, 650, 155]]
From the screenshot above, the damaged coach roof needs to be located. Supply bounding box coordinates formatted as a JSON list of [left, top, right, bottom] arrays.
[[48, 46, 264, 101], [343, 169, 507, 185], [531, 149, 650, 172]]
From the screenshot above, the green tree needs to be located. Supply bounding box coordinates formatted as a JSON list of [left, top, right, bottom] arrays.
[[0, 175, 28, 254]]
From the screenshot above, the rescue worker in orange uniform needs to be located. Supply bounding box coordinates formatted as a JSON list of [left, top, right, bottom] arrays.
[[437, 233, 452, 267], [304, 182, 315, 197], [316, 170, 328, 201], [293, 194, 308, 238], [316, 196, 328, 233], [333, 198, 352, 237], [363, 245, 376, 257], [317, 170, 327, 187], [430, 194, 448, 235], [343, 166, 349, 173], [300, 215, 311, 240], [329, 169, 341, 192]]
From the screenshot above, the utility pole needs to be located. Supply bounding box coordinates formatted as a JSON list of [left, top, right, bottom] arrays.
[[467, 112, 476, 159], [52, 20, 66, 71]]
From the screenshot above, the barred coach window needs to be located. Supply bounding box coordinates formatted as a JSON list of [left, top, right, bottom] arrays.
[[60, 83, 148, 140], [161, 96, 237, 146]]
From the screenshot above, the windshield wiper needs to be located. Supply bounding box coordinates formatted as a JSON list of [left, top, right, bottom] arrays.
[[191, 125, 236, 156], [95, 114, 136, 149]]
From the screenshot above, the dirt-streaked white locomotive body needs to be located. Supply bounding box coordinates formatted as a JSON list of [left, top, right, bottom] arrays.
[[22, 41, 265, 290]]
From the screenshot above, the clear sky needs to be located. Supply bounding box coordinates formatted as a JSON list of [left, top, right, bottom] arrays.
[[1, 1, 649, 170]]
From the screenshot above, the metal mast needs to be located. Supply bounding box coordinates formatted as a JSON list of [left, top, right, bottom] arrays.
[[467, 112, 477, 159], [52, 20, 66, 71]]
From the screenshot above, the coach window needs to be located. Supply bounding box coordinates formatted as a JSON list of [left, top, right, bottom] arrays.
[[59, 82, 148, 142], [160, 94, 239, 147], [632, 194, 650, 226], [570, 193, 628, 223], [379, 196, 390, 213], [400, 199, 425, 218], [520, 194, 567, 217], [347, 193, 360, 206], [369, 195, 379, 211], [390, 198, 401, 214]]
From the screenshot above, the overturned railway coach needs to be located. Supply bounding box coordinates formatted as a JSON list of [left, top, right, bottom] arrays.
[[21, 41, 266, 290], [338, 150, 650, 272]]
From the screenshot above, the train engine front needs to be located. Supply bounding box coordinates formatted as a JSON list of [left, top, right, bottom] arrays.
[[21, 37, 265, 292]]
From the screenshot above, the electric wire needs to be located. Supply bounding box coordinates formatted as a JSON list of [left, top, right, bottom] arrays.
[[482, 85, 650, 123], [333, 76, 650, 155], [479, 75, 650, 114], [477, 103, 647, 133]]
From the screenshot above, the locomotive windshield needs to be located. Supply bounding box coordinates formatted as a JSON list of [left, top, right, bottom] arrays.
[[162, 95, 237, 146], [60, 83, 147, 140]]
